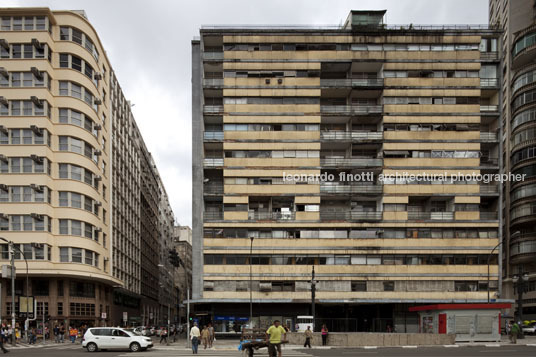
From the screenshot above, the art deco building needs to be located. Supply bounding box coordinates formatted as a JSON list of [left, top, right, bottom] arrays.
[[489, 0, 536, 321], [192, 10, 504, 332], [0, 7, 174, 327]]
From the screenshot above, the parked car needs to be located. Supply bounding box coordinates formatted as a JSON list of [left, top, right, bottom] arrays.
[[82, 327, 153, 352], [523, 322, 536, 335]]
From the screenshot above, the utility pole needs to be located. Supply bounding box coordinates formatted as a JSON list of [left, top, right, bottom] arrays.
[[311, 265, 316, 331], [10, 242, 16, 347], [249, 237, 254, 328]]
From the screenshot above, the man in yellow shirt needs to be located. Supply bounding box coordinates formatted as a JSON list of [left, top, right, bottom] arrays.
[[265, 320, 287, 357]]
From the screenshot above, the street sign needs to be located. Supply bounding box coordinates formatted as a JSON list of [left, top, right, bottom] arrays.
[[19, 296, 34, 313], [122, 312, 128, 322], [101, 312, 107, 319], [1, 265, 14, 279]]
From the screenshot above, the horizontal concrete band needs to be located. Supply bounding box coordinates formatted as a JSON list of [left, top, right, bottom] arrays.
[[203, 273, 499, 277], [203, 246, 499, 251], [187, 298, 513, 303]]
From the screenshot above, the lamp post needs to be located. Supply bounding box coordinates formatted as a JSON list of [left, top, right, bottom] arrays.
[[311, 266, 316, 331], [249, 237, 254, 328], [0, 237, 29, 345], [158, 264, 172, 346], [487, 240, 502, 303], [512, 272, 529, 339]]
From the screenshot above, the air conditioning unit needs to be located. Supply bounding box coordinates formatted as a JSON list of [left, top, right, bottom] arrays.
[[30, 184, 44, 192], [94, 201, 102, 207], [0, 67, 8, 77], [30, 213, 44, 220], [0, 96, 7, 105], [30, 67, 43, 80], [277, 78, 283, 84], [265, 78, 270, 84], [94, 98, 102, 105], [93, 124, 102, 130], [30, 125, 42, 135], [94, 150, 102, 156], [0, 39, 9, 51], [0, 125, 7, 135], [103, 257, 109, 261], [30, 96, 43, 107], [94, 73, 102, 80], [0, 154, 7, 163], [94, 175, 102, 181], [31, 38, 43, 49], [30, 155, 43, 163], [0, 213, 7, 220], [0, 184, 7, 192], [32, 243, 43, 248], [95, 227, 102, 232]]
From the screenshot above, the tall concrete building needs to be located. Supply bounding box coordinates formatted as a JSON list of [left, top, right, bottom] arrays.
[[489, 0, 536, 321], [0, 7, 174, 327], [192, 10, 504, 332]]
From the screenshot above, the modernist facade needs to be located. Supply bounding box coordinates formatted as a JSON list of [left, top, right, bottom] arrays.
[[489, 0, 536, 320], [0, 7, 174, 327], [192, 10, 504, 332]]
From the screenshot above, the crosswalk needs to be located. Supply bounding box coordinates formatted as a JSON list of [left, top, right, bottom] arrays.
[[117, 347, 314, 357]]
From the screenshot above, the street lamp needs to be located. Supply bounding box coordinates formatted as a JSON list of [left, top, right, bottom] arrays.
[[158, 264, 172, 346], [249, 237, 254, 328], [512, 272, 529, 339], [0, 237, 29, 345], [311, 266, 316, 331]]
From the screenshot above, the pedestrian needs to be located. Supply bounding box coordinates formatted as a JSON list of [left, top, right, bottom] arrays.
[[201, 325, 209, 349], [69, 326, 77, 343], [304, 325, 312, 348], [190, 322, 200, 354], [0, 334, 7, 354], [59, 324, 65, 343], [321, 324, 328, 346], [0, 325, 7, 353], [53, 325, 59, 343], [266, 320, 287, 357], [173, 325, 177, 342], [506, 321, 511, 339], [207, 322, 214, 348], [159, 327, 167, 344], [510, 321, 520, 344]]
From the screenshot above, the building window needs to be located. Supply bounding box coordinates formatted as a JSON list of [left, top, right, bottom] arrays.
[[383, 281, 395, 291], [69, 281, 95, 298], [351, 281, 367, 292], [0, 100, 50, 117], [58, 53, 98, 86], [58, 26, 99, 61], [69, 303, 95, 316], [57, 302, 63, 316], [59, 247, 99, 267]]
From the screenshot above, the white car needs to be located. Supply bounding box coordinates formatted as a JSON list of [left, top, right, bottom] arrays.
[[82, 327, 153, 352], [523, 323, 536, 335]]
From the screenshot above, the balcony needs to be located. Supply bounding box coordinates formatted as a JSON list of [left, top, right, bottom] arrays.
[[408, 212, 454, 220], [204, 131, 224, 141], [480, 132, 498, 141], [480, 78, 499, 87], [204, 185, 223, 194], [480, 157, 499, 167], [320, 183, 383, 194], [320, 105, 383, 115], [320, 131, 383, 141], [203, 52, 224, 60], [480, 105, 499, 114], [480, 185, 499, 194], [203, 105, 224, 114], [480, 212, 498, 220], [248, 211, 296, 221], [320, 211, 382, 221], [203, 79, 224, 88], [204, 211, 223, 221], [320, 78, 384, 88], [320, 157, 383, 168], [203, 158, 224, 167], [480, 52, 499, 61]]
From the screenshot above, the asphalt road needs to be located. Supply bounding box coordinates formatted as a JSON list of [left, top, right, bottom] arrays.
[[2, 345, 536, 357]]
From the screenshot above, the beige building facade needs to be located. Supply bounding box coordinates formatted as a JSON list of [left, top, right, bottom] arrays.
[[0, 7, 174, 328], [192, 10, 504, 332]]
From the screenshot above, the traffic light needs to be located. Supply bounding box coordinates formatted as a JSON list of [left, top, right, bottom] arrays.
[[168, 249, 180, 267]]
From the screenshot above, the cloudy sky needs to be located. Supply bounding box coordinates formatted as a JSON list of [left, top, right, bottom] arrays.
[[5, 0, 488, 226]]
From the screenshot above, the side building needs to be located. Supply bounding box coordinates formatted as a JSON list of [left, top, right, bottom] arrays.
[[489, 0, 536, 321], [0, 7, 174, 328], [192, 10, 504, 332]]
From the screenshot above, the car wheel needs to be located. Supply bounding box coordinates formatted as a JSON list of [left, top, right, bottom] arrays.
[[130, 342, 141, 352], [86, 342, 98, 352]]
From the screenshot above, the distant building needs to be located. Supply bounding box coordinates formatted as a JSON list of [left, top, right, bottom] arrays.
[[173, 226, 192, 324]]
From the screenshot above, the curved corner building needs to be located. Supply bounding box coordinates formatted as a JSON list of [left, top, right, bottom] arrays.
[[0, 7, 174, 328], [490, 0, 536, 321]]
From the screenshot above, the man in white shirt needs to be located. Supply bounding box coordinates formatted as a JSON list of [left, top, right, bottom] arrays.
[[190, 322, 200, 354]]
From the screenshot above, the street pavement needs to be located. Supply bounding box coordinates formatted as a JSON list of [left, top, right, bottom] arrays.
[[2, 336, 536, 356]]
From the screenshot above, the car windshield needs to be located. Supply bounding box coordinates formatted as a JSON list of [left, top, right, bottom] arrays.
[[123, 329, 140, 336]]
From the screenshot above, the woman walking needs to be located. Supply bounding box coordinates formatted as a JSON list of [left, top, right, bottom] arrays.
[[321, 324, 328, 346]]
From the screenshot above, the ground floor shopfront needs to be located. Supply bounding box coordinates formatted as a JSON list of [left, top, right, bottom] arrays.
[[192, 302, 421, 333]]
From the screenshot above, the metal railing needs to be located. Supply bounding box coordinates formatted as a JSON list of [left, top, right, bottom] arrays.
[[320, 158, 383, 167], [480, 52, 499, 61], [320, 78, 384, 87], [203, 105, 224, 114], [320, 184, 383, 194], [320, 105, 383, 114], [480, 157, 499, 166], [480, 132, 498, 141], [248, 211, 296, 221], [203, 158, 224, 167], [480, 185, 499, 193], [203, 79, 224, 87], [320, 211, 383, 221], [203, 185, 224, 194], [204, 132, 224, 141], [204, 211, 223, 220], [320, 131, 383, 141], [407, 212, 454, 220], [480, 105, 499, 112], [202, 52, 224, 60], [480, 212, 498, 220], [480, 78, 499, 87]]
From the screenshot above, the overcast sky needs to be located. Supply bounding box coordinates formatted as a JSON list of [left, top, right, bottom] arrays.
[[5, 0, 488, 226]]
